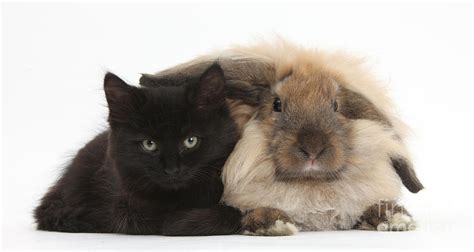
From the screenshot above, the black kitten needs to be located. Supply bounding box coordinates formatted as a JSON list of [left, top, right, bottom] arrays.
[[34, 64, 243, 235]]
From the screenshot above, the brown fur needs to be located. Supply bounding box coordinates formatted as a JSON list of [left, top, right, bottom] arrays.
[[338, 86, 392, 126], [390, 156, 424, 193]]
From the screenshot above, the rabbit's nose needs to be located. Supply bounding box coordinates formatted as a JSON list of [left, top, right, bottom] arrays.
[[298, 129, 328, 159], [299, 145, 326, 160]]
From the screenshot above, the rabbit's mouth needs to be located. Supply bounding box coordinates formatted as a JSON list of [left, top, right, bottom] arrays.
[[267, 117, 350, 182], [302, 159, 323, 172], [273, 151, 347, 181], [274, 162, 347, 182], [271, 140, 348, 182]]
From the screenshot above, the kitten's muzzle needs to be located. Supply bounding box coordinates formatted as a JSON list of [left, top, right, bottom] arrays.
[[160, 157, 181, 176], [164, 166, 179, 176]]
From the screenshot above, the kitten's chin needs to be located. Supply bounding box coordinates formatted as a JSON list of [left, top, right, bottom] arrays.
[[149, 176, 192, 191], [158, 181, 189, 190]]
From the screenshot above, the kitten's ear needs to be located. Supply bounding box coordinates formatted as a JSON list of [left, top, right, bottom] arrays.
[[192, 63, 226, 109], [104, 72, 141, 124]]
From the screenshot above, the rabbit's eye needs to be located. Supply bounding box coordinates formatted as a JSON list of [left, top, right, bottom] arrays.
[[273, 98, 282, 112], [142, 139, 158, 152], [333, 100, 338, 112]]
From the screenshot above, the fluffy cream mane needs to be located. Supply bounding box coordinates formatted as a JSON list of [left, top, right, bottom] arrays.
[[216, 41, 412, 230]]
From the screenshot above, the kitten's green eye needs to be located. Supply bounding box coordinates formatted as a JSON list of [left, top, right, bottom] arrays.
[[183, 136, 199, 149], [141, 140, 158, 152]]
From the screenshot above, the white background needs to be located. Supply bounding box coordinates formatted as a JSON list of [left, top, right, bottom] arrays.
[[1, 1, 473, 251]]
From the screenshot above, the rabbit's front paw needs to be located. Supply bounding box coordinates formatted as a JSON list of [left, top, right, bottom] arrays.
[[358, 200, 417, 232], [241, 207, 298, 236], [377, 212, 417, 232]]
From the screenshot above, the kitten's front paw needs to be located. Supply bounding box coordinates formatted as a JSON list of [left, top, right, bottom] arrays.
[[241, 207, 298, 236], [377, 212, 417, 232]]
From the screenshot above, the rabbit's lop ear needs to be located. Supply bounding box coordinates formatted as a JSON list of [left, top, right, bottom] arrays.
[[225, 80, 269, 106], [139, 74, 160, 87], [390, 156, 424, 193], [139, 73, 184, 88]]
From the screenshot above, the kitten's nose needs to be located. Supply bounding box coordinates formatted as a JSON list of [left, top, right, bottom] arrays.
[[161, 157, 180, 176], [164, 167, 179, 176]]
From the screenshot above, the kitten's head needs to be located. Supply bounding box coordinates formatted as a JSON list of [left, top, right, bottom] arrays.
[[104, 64, 238, 191]]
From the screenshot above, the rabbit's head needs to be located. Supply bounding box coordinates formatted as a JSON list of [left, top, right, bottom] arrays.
[[255, 67, 353, 181], [253, 61, 422, 193]]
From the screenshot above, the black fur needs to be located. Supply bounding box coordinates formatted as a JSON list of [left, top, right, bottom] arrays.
[[34, 64, 243, 235]]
